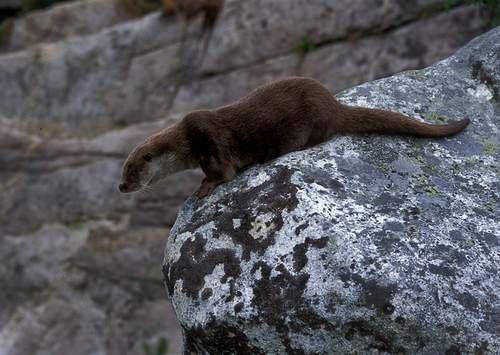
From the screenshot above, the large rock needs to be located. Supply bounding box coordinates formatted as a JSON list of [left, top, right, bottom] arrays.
[[163, 28, 499, 354]]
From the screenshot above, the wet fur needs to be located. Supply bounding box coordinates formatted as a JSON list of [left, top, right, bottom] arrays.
[[120, 77, 470, 196]]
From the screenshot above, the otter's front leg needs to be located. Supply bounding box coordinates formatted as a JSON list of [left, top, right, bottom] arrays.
[[196, 156, 236, 198], [196, 177, 222, 198]]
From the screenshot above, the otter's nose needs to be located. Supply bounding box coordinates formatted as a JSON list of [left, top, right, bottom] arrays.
[[118, 182, 128, 193]]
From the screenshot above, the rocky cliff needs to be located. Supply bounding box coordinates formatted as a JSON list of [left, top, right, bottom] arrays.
[[163, 27, 499, 354], [0, 0, 494, 354], [0, 0, 489, 134]]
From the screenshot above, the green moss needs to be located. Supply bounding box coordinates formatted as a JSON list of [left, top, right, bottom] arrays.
[[424, 112, 448, 124], [66, 219, 88, 231], [404, 69, 426, 80], [293, 37, 316, 55], [143, 337, 168, 355], [424, 185, 440, 197], [406, 142, 426, 165], [482, 142, 497, 156], [465, 157, 479, 167], [414, 154, 425, 164], [414, 175, 440, 197], [484, 199, 496, 213]]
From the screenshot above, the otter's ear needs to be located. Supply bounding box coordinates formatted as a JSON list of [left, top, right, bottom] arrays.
[[143, 153, 153, 162]]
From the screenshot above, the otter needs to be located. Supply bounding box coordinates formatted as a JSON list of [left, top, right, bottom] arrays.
[[119, 77, 470, 197]]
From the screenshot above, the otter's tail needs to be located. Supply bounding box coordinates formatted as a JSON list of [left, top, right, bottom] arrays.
[[335, 105, 470, 138]]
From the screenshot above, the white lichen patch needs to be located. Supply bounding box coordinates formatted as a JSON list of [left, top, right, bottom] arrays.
[[248, 213, 276, 240], [165, 231, 195, 265], [232, 218, 241, 229], [246, 170, 270, 188], [467, 84, 494, 102]]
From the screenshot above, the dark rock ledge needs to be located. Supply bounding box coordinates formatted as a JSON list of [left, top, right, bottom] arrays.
[[163, 28, 499, 354]]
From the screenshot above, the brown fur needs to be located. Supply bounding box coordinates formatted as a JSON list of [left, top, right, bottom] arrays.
[[119, 77, 470, 196]]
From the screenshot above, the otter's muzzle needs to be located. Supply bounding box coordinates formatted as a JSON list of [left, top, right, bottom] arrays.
[[118, 182, 135, 193]]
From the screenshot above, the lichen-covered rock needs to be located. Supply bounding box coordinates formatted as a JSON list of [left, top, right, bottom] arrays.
[[163, 28, 499, 354]]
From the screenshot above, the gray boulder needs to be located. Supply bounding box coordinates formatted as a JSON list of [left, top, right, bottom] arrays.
[[163, 28, 499, 354]]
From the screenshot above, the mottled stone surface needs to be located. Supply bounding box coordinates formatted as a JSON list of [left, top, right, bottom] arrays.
[[0, 223, 185, 355], [163, 28, 499, 354], [0, 116, 203, 236]]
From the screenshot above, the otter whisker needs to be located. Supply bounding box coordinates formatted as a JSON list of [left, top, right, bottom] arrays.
[[139, 186, 152, 195]]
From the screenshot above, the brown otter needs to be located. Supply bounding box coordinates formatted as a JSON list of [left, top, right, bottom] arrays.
[[119, 77, 470, 197]]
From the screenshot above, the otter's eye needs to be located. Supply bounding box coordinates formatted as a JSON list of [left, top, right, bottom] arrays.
[[143, 153, 153, 162]]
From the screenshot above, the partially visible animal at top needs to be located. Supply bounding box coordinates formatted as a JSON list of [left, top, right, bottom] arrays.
[[162, 0, 224, 31], [161, 0, 225, 101]]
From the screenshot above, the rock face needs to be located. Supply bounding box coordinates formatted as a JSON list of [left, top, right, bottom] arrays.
[[0, 1, 489, 134], [0, 0, 494, 354], [0, 118, 200, 355], [163, 28, 499, 354], [1, 0, 136, 52]]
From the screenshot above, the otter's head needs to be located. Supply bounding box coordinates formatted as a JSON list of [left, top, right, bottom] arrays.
[[118, 126, 192, 193]]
